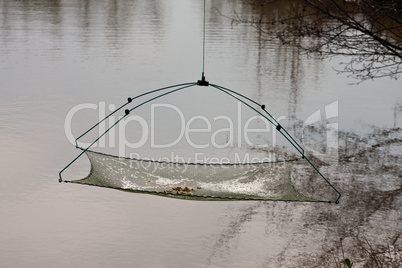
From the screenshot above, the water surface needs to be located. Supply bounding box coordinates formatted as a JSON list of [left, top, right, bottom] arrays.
[[0, 0, 401, 267]]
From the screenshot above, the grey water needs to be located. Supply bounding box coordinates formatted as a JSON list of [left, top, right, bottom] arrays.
[[0, 0, 401, 267]]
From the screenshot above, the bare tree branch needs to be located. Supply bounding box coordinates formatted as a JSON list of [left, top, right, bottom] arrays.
[[230, 0, 402, 82]]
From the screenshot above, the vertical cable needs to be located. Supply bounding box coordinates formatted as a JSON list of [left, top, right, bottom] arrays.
[[202, 0, 206, 79]]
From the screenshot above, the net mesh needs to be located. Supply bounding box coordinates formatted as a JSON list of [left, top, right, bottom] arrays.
[[67, 150, 322, 202]]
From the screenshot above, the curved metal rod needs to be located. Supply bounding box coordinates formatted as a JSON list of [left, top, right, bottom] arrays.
[[211, 83, 304, 154], [75, 82, 197, 147], [59, 83, 197, 182], [210, 84, 341, 204], [60, 80, 341, 204], [210, 84, 303, 156]]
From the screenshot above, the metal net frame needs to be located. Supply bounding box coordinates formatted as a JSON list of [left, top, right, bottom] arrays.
[[59, 80, 341, 203]]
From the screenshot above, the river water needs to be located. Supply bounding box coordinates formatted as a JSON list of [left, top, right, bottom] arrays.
[[0, 0, 401, 267]]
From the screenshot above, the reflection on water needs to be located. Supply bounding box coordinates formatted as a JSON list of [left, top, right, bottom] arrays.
[[0, 0, 401, 267], [207, 127, 402, 267]]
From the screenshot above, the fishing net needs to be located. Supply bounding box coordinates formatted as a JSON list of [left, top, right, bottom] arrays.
[[60, 82, 341, 203], [59, 0, 341, 203], [67, 149, 321, 201]]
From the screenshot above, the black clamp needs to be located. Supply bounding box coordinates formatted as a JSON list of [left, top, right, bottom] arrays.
[[197, 75, 209, 86]]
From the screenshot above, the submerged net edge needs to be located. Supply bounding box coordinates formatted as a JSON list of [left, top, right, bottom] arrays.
[[65, 180, 327, 202], [67, 149, 327, 202]]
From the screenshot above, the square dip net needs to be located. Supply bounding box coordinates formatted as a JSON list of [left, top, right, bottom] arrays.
[[60, 82, 341, 203], [69, 150, 318, 201]]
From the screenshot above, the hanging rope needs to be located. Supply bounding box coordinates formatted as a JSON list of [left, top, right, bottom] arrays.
[[202, 0, 206, 80]]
